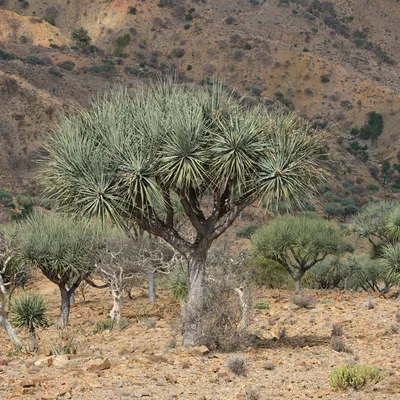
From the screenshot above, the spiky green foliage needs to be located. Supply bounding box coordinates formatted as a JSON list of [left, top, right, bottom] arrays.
[[169, 264, 189, 300], [7, 212, 103, 284], [380, 243, 400, 285], [353, 200, 400, 248], [312, 253, 392, 292], [330, 365, 383, 390], [41, 78, 327, 249], [252, 215, 352, 290], [10, 291, 48, 331]]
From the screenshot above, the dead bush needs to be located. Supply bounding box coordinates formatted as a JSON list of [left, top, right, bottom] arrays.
[[245, 387, 261, 400], [291, 293, 315, 309], [227, 355, 247, 376], [331, 323, 343, 337], [331, 337, 352, 353]]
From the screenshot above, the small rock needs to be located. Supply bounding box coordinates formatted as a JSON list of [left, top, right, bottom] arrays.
[[191, 346, 210, 356], [34, 356, 54, 367], [53, 355, 70, 368], [87, 358, 111, 371]]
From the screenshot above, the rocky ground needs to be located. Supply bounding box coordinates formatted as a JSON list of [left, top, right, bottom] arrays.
[[0, 277, 400, 400]]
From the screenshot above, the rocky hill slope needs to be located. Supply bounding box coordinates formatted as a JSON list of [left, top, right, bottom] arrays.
[[1, 0, 400, 192]]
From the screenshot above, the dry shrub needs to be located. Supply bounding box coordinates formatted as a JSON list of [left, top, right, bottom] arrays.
[[197, 246, 251, 352], [331, 323, 343, 337], [246, 387, 261, 400], [227, 355, 247, 376], [291, 293, 315, 309], [331, 337, 352, 353]]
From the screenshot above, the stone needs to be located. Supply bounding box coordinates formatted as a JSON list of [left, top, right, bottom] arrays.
[[190, 346, 210, 356], [34, 355, 54, 367], [87, 358, 111, 371], [53, 355, 70, 368]]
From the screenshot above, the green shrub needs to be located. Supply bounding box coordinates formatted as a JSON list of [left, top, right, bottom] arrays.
[[124, 66, 142, 76], [72, 27, 91, 45], [0, 48, 17, 61], [236, 224, 259, 239], [48, 68, 63, 78], [169, 265, 188, 300], [0, 187, 14, 208], [184, 23, 191, 30], [320, 74, 330, 83], [252, 299, 269, 310], [43, 14, 56, 26], [49, 43, 60, 49], [93, 319, 115, 334], [248, 257, 293, 289], [330, 365, 383, 390], [128, 6, 137, 15], [58, 61, 75, 71], [323, 203, 344, 219], [251, 87, 262, 96], [23, 56, 45, 65]]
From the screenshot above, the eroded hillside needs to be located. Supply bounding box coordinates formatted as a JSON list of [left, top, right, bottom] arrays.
[[1, 0, 400, 191]]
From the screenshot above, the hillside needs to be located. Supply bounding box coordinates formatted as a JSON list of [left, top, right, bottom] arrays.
[[1, 0, 400, 191]]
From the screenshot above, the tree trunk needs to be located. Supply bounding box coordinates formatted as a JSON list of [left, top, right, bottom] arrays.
[[234, 287, 248, 329], [294, 275, 303, 292], [148, 270, 156, 303], [59, 285, 71, 328], [182, 253, 206, 346], [0, 313, 23, 350], [0, 275, 22, 350], [109, 287, 123, 323], [28, 328, 38, 353], [70, 292, 75, 305]]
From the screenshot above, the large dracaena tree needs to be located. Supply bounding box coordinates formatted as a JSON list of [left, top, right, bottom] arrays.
[[7, 212, 103, 328], [41, 79, 328, 345]]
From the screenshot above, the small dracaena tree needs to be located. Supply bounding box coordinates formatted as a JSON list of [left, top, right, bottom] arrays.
[[9, 292, 48, 352], [8, 212, 103, 328], [0, 235, 23, 350], [352, 200, 400, 255], [41, 79, 328, 345], [353, 200, 400, 289], [252, 215, 352, 291]]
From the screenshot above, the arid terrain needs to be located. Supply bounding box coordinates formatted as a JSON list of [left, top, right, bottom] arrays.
[[1, 1, 400, 399], [1, 276, 400, 400]]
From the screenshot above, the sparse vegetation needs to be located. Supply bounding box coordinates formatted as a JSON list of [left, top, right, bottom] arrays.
[[330, 365, 383, 390], [227, 355, 247, 376]]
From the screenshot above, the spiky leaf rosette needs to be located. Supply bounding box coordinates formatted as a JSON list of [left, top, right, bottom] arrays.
[[10, 291, 48, 331]]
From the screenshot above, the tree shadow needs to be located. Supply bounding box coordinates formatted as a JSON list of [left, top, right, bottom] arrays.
[[245, 334, 331, 350]]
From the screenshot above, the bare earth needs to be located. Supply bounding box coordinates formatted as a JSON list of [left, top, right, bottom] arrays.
[[0, 276, 399, 400]]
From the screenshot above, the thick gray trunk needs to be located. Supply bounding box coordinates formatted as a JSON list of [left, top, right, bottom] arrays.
[[148, 270, 156, 303], [59, 286, 71, 328], [294, 275, 302, 292], [109, 287, 123, 323], [70, 292, 75, 305], [182, 254, 206, 346]]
